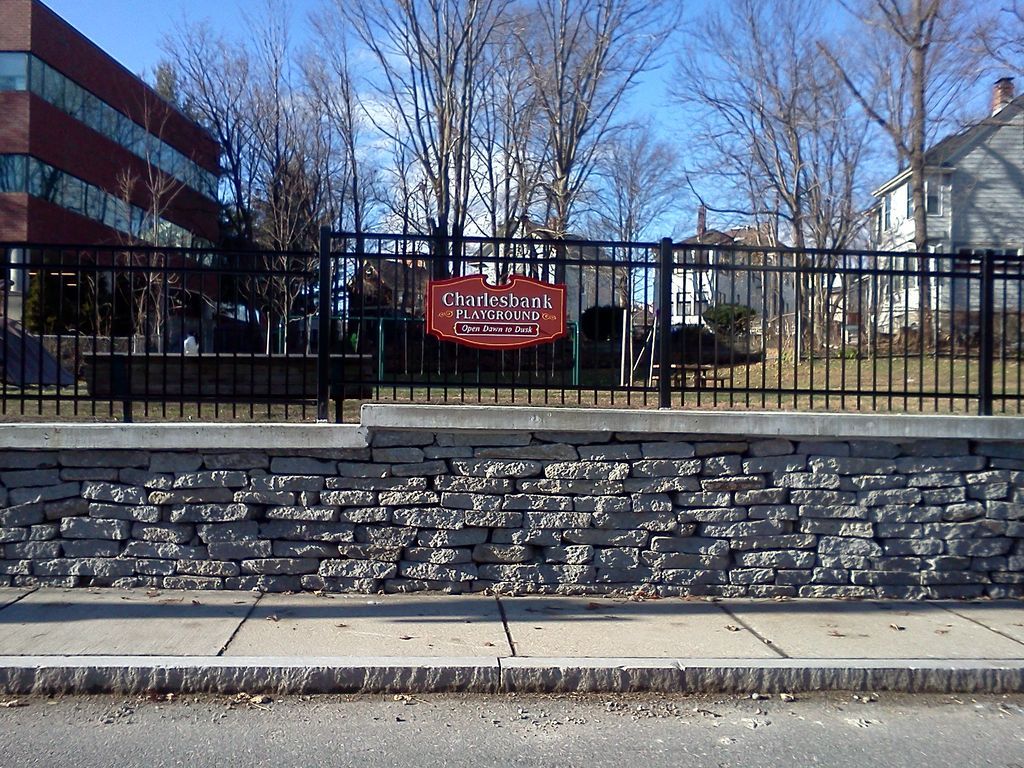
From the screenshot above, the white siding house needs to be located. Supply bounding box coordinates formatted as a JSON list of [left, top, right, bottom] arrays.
[[667, 226, 796, 329], [868, 78, 1024, 336]]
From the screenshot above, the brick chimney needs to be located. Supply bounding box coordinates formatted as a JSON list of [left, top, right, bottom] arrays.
[[697, 204, 707, 239], [992, 77, 1015, 116]]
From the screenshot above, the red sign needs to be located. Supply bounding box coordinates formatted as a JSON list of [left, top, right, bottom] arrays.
[[426, 274, 567, 350]]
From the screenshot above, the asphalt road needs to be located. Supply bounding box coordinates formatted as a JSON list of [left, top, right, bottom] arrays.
[[1, 692, 1023, 767]]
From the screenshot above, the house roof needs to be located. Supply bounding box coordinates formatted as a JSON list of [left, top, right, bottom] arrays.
[[872, 94, 1024, 196], [680, 226, 780, 248]]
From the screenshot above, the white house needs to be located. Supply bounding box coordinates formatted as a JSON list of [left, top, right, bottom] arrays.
[[668, 215, 795, 330], [867, 78, 1024, 336]]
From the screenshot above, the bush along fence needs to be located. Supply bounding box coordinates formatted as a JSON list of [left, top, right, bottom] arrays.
[[1, 411, 1022, 598], [2, 229, 1023, 421]]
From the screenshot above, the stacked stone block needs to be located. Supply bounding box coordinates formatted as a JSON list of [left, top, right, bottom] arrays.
[[0, 432, 1022, 598]]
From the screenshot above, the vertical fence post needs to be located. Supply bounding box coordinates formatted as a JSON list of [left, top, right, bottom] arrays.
[[978, 251, 995, 416], [317, 226, 332, 422], [432, 224, 447, 279], [658, 237, 673, 409]]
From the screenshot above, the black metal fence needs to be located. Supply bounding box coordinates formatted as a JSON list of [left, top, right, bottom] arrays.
[[1, 230, 1021, 422]]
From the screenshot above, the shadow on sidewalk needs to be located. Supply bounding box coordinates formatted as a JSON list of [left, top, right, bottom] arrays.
[[0, 589, 991, 625]]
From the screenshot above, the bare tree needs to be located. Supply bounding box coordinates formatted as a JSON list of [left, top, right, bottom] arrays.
[[114, 97, 190, 352], [166, 2, 333, 351], [468, 9, 550, 240], [337, 0, 512, 276], [162, 21, 263, 246], [516, 0, 673, 238], [304, 18, 377, 236], [820, 0, 986, 353], [981, 2, 1024, 76], [820, 0, 985, 252], [676, 0, 871, 252], [589, 123, 684, 243], [250, 2, 335, 352], [675, 0, 879, 356], [248, 1, 324, 252]]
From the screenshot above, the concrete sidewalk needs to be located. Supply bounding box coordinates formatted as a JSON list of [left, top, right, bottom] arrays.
[[1, 587, 1022, 695]]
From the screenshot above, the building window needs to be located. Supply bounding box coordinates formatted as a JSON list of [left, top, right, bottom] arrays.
[[0, 53, 28, 91], [1, 154, 208, 247], [28, 160, 61, 203], [906, 185, 912, 220], [0, 54, 218, 201], [42, 64, 66, 111], [925, 179, 941, 215], [883, 194, 891, 230], [0, 155, 27, 192]]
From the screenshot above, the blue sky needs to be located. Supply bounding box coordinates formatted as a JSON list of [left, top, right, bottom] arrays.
[[44, 0, 318, 78], [43, 0, 699, 82], [49, 0, 994, 238], [43, 0, 699, 231]]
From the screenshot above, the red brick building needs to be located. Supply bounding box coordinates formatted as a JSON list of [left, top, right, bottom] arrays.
[[0, 0, 220, 246]]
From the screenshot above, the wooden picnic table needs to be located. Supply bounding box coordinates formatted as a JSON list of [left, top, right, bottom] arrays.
[[650, 362, 733, 389]]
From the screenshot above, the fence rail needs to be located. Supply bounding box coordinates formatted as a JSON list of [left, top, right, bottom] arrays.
[[1, 230, 1021, 422]]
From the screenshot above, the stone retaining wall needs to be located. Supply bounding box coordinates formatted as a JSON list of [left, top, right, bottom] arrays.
[[1, 414, 1023, 598]]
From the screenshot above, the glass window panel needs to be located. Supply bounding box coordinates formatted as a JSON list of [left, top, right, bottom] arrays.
[[28, 159, 61, 203], [129, 122, 147, 155], [28, 56, 44, 94], [926, 179, 941, 215], [102, 196, 119, 229], [131, 207, 145, 239], [0, 155, 28, 192], [81, 91, 103, 133], [98, 102, 119, 140], [0, 53, 28, 91], [20, 55, 216, 205], [85, 183, 106, 223], [145, 133, 162, 167], [61, 175, 85, 215], [42, 63, 65, 109], [113, 200, 130, 233], [63, 78, 84, 120], [113, 112, 134, 147], [102, 105, 121, 143]]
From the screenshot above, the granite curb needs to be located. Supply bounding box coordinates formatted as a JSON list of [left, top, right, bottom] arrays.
[[1, 656, 1022, 695]]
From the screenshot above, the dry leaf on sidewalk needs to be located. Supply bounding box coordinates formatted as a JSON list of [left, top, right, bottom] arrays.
[[889, 623, 906, 631], [228, 693, 271, 711], [0, 700, 27, 708], [725, 625, 740, 632]]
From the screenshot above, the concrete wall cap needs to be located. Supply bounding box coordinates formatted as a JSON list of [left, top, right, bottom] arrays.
[[361, 405, 1024, 442], [0, 423, 368, 451], [1, 405, 1021, 449]]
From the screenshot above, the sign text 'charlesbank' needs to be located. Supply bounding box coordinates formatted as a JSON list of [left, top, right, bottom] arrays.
[[426, 274, 567, 350]]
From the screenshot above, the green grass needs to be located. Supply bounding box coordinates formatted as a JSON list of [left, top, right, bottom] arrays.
[[2, 355, 1020, 423]]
